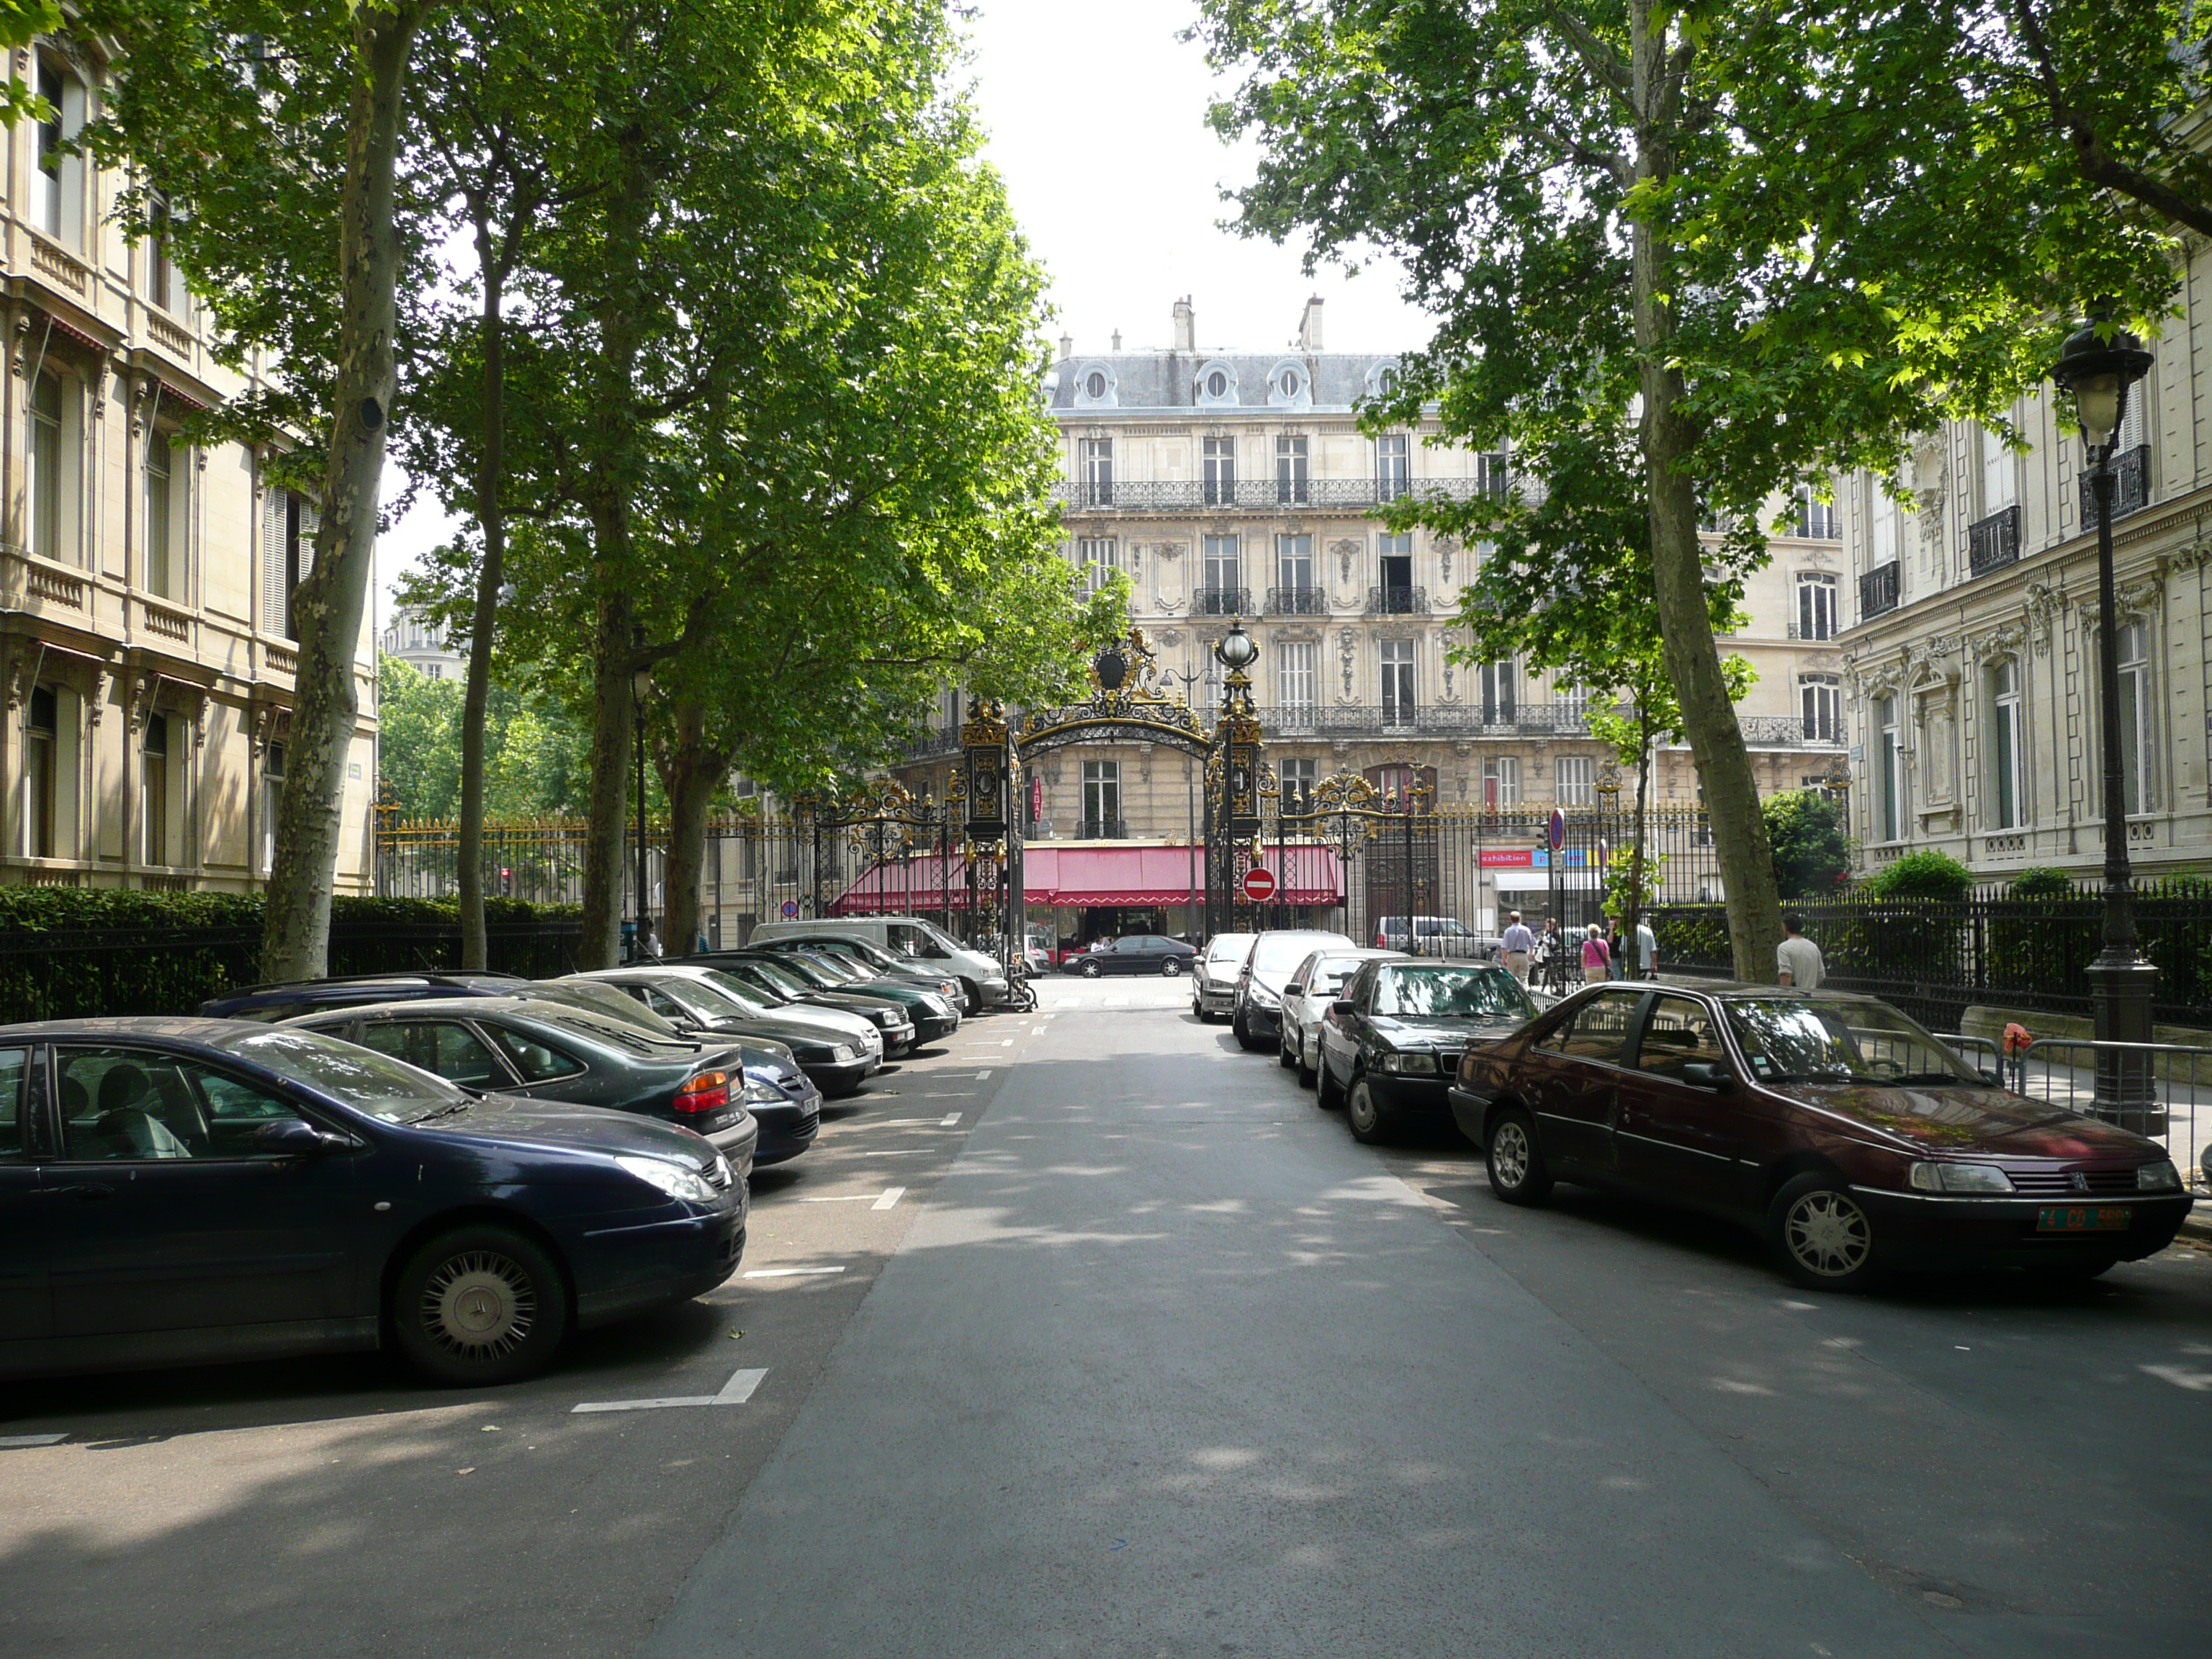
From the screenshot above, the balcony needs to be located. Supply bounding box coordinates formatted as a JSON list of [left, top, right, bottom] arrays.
[[1364, 585, 1427, 616], [1740, 715, 1845, 750], [1967, 503, 2022, 577], [902, 727, 965, 761], [1858, 561, 1899, 621], [1052, 477, 1495, 514], [2077, 444, 2152, 528], [1266, 585, 1328, 616], [1191, 585, 1252, 617], [1074, 817, 1129, 840], [1253, 702, 1593, 739]]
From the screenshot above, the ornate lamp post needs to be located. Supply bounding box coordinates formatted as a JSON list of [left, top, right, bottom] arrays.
[[1214, 621, 1261, 928], [2051, 318, 2157, 1122]]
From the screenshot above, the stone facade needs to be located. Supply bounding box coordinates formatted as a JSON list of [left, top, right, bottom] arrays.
[[0, 32, 378, 894], [382, 605, 466, 682]]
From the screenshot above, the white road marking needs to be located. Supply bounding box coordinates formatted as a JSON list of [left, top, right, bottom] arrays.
[[940, 1113, 961, 1127], [1031, 1027, 1048, 1035], [0, 1433, 66, 1448], [572, 1367, 768, 1414], [1001, 1039, 1016, 1046], [872, 1186, 907, 1211], [798, 1194, 880, 1203], [2141, 1363, 2212, 1392], [742, 1266, 848, 1279], [976, 1069, 992, 1080]]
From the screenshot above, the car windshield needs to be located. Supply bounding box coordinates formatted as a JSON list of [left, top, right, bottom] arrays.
[[1305, 956, 1369, 994], [1722, 997, 1985, 1086], [795, 950, 866, 983], [1374, 965, 1534, 1019], [1205, 935, 1255, 966], [221, 1027, 468, 1123], [671, 971, 775, 1017], [1251, 933, 1353, 982], [747, 955, 830, 993], [516, 1007, 674, 1057], [530, 981, 689, 1038], [836, 938, 903, 971]]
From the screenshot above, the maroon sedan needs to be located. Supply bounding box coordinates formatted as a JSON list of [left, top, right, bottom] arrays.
[[1447, 982, 2193, 1291]]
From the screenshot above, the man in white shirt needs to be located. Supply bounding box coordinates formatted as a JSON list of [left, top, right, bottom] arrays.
[[1776, 913, 1823, 990], [1500, 911, 1534, 981], [1636, 919, 1658, 979]]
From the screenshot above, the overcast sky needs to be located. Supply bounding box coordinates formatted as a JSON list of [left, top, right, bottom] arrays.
[[372, 0, 1434, 621]]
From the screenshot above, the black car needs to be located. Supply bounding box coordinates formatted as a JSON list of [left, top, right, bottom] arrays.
[[1316, 960, 1538, 1144], [737, 943, 963, 1042], [1066, 934, 1197, 977], [199, 971, 530, 1023], [282, 997, 788, 1162], [752, 933, 970, 1015], [688, 953, 917, 1053], [569, 968, 884, 1096], [1229, 930, 1357, 1048], [0, 1018, 746, 1385]]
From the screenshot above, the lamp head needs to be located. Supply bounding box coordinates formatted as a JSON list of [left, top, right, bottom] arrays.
[[2052, 318, 2153, 453], [1214, 621, 1258, 672]]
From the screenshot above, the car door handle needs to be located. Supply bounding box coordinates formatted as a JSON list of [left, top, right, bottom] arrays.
[[53, 1184, 115, 1201]]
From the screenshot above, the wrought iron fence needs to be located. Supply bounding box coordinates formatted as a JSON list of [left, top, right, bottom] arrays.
[[2078, 443, 2152, 525], [1859, 560, 1899, 620], [1968, 504, 2023, 576]]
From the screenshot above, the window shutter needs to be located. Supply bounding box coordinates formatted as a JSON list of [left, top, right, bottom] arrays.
[[298, 496, 319, 579], [260, 484, 285, 634]]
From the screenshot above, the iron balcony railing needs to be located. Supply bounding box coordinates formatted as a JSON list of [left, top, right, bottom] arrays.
[[1053, 477, 1496, 513], [1266, 585, 1328, 615], [1365, 585, 1428, 616], [1075, 817, 1129, 840], [1968, 503, 2023, 577], [1192, 585, 1252, 617], [902, 728, 965, 761], [1858, 560, 1899, 621], [1740, 715, 1846, 749], [2079, 443, 2152, 528], [1252, 702, 1595, 738]]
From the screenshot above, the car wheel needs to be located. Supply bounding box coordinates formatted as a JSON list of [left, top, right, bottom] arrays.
[[1484, 1109, 1552, 1205], [1346, 1076, 1397, 1144], [392, 1224, 570, 1387], [1233, 1011, 1267, 1052], [1296, 1037, 1316, 1088], [1767, 1174, 1880, 1293], [1081, 959, 1102, 979], [1277, 1029, 1298, 1069], [1161, 958, 1183, 978], [1316, 1056, 1344, 1110]]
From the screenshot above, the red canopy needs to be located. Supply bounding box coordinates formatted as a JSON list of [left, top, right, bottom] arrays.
[[829, 842, 1343, 913]]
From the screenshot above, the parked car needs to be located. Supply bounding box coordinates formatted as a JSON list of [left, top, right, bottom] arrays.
[[751, 932, 968, 1012], [567, 968, 882, 1096], [281, 997, 781, 1161], [1448, 983, 2196, 1290], [1066, 934, 1196, 978], [0, 1018, 746, 1385], [199, 971, 530, 1023], [1370, 915, 1501, 961], [745, 916, 1014, 1010], [1230, 930, 1357, 1051], [1316, 961, 1538, 1142], [734, 941, 963, 1040], [681, 952, 917, 1054], [1191, 932, 1256, 1023], [1277, 948, 1406, 1084]]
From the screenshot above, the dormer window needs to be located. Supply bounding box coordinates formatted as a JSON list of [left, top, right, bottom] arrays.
[[1084, 370, 1107, 399], [1206, 369, 1229, 398], [1074, 362, 1117, 408], [1277, 368, 1302, 398]]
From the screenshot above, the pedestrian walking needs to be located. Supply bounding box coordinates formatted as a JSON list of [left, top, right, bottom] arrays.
[[1636, 917, 1658, 980], [1776, 913, 1823, 989], [1580, 923, 1610, 984], [1605, 918, 1626, 980], [1500, 910, 1534, 981], [637, 915, 663, 961]]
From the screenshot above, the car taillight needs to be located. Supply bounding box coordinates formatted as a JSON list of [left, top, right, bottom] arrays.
[[673, 1071, 729, 1115]]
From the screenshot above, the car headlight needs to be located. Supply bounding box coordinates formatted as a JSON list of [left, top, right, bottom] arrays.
[[2136, 1159, 2182, 1192], [1381, 1052, 1439, 1074], [1907, 1161, 2016, 1195], [868, 1010, 896, 1028], [1247, 985, 1280, 1011], [616, 1154, 718, 1203], [833, 1044, 859, 1062], [740, 1078, 784, 1106]]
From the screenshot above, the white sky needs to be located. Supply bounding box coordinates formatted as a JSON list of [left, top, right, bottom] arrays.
[[372, 0, 1434, 619]]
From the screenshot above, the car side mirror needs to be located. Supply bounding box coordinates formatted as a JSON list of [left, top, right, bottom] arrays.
[[251, 1117, 349, 1155], [1331, 999, 1357, 1018], [1679, 1061, 1735, 1092]]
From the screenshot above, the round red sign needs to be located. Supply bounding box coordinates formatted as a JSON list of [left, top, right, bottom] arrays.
[[1241, 866, 1278, 903]]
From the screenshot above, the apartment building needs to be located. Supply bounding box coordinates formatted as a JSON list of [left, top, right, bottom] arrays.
[[1, 32, 378, 893], [382, 604, 466, 681], [1834, 246, 2212, 883]]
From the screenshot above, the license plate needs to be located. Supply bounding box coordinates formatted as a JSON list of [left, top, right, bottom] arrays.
[[2036, 1205, 2131, 1233]]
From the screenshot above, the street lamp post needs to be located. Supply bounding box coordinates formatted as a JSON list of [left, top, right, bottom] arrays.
[[1214, 621, 1260, 931], [630, 624, 652, 960], [2051, 317, 2158, 1123]]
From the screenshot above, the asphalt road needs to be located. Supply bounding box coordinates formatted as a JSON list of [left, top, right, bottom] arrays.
[[5, 979, 2210, 1657]]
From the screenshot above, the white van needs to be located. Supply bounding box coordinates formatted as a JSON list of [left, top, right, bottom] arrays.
[[748, 915, 1013, 1009]]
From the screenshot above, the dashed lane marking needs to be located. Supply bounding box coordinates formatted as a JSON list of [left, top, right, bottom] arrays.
[[797, 1188, 905, 1205], [0, 1433, 67, 1449], [872, 1187, 907, 1211], [940, 1113, 961, 1127], [572, 1367, 768, 1415], [742, 1267, 848, 1279], [976, 1070, 992, 1080]]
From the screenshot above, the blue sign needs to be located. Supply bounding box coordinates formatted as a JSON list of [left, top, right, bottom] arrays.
[[1547, 809, 1567, 853], [781, 900, 799, 918]]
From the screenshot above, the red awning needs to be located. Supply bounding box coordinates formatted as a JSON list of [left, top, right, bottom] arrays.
[[828, 842, 1344, 913]]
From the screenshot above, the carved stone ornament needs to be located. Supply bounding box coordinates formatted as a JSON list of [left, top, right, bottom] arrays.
[[1154, 541, 1184, 561], [1331, 539, 1363, 586], [87, 668, 112, 729], [1967, 620, 2028, 662], [5, 649, 36, 711], [1154, 629, 1182, 648], [1274, 624, 1321, 644], [1915, 683, 1959, 807], [2168, 538, 2212, 575], [9, 307, 29, 379], [1339, 627, 1358, 698], [128, 673, 159, 732], [2026, 581, 2067, 657]]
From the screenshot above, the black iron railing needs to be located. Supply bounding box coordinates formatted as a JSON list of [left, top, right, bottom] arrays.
[[1075, 817, 1129, 840], [2078, 443, 2152, 527], [1251, 702, 1595, 737], [1052, 478, 1497, 513], [1740, 715, 1845, 749], [1365, 585, 1427, 616], [1267, 585, 1328, 615], [1192, 585, 1251, 617], [1858, 561, 1899, 620], [1968, 504, 2022, 577]]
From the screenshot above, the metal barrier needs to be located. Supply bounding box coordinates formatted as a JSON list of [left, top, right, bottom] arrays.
[[2009, 1040, 2212, 1196]]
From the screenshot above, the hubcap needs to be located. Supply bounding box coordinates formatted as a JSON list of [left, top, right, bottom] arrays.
[[1349, 1084, 1374, 1130], [1785, 1191, 1871, 1277], [420, 1251, 536, 1357], [1491, 1121, 1530, 1189]]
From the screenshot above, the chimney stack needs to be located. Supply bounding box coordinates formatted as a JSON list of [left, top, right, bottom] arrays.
[[1058, 331, 1073, 359], [1172, 295, 1195, 352], [1111, 328, 1122, 351], [1298, 295, 1324, 354]]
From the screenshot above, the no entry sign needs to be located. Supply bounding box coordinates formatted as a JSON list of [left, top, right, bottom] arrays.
[[1241, 866, 1278, 903]]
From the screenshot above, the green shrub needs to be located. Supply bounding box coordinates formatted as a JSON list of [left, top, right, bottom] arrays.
[[2006, 867, 2075, 901], [1867, 850, 1972, 902], [1765, 789, 1853, 899]]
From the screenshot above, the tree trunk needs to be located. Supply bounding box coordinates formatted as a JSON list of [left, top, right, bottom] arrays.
[[580, 593, 635, 968], [660, 697, 727, 957], [261, 5, 423, 982], [1627, 0, 1784, 983], [457, 217, 505, 971]]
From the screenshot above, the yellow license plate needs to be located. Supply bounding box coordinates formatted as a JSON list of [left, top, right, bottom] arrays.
[[2036, 1206, 2131, 1233]]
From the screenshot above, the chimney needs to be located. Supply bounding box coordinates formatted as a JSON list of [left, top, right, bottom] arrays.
[[1058, 331, 1073, 359], [1111, 328, 1123, 351], [1298, 295, 1324, 354], [1172, 295, 1195, 352]]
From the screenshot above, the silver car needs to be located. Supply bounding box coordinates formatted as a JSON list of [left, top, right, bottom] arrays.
[[1277, 948, 1406, 1084], [1191, 932, 1257, 1023]]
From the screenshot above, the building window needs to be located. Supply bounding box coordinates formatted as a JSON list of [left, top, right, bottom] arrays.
[[1555, 755, 1594, 807], [143, 713, 171, 867], [1800, 675, 1841, 744], [1081, 760, 1120, 834], [266, 489, 320, 640], [1076, 536, 1118, 595], [25, 686, 58, 859], [1279, 756, 1316, 812], [1376, 366, 1399, 395], [1202, 435, 1235, 505], [2117, 619, 2152, 815], [1795, 573, 1838, 641], [1205, 369, 1229, 399], [1990, 659, 2024, 829], [1083, 369, 1107, 400], [1275, 434, 1308, 505], [1980, 426, 2015, 513], [27, 371, 71, 565], [1870, 487, 1899, 567], [1076, 436, 1113, 507], [1380, 639, 1416, 727], [32, 63, 83, 244], [1794, 487, 1838, 539], [1877, 696, 1902, 842], [1377, 531, 1413, 601], [1478, 657, 1517, 725], [1277, 640, 1316, 716], [1377, 433, 1409, 500], [425, 662, 442, 679], [148, 193, 182, 313], [1483, 756, 1520, 808], [1477, 451, 1509, 498], [147, 431, 185, 600], [1274, 532, 1313, 595], [1200, 534, 1242, 613], [1554, 676, 1588, 727], [1277, 367, 1303, 399]]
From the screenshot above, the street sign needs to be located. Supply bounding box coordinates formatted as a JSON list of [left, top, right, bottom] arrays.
[[781, 900, 799, 918], [1547, 809, 1567, 852], [1030, 776, 1043, 821], [1241, 866, 1277, 903]]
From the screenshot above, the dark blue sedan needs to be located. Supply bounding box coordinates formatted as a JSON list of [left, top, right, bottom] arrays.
[[0, 1018, 750, 1386]]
